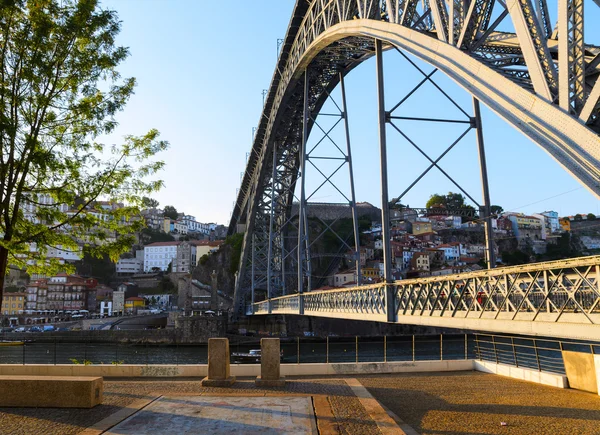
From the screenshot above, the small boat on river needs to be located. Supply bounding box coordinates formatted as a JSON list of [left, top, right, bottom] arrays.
[[231, 349, 285, 364], [0, 341, 24, 346], [231, 349, 262, 364]]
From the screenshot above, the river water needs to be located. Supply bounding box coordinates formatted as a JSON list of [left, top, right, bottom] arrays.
[[0, 335, 469, 365]]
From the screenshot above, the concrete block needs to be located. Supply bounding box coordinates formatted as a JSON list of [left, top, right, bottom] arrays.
[[474, 360, 568, 388], [594, 355, 600, 396], [200, 377, 236, 387], [256, 338, 285, 387], [562, 351, 598, 393], [255, 376, 286, 387], [202, 338, 235, 387], [0, 375, 103, 408]]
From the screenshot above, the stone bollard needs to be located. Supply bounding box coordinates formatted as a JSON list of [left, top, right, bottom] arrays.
[[201, 338, 236, 387], [256, 338, 285, 387]]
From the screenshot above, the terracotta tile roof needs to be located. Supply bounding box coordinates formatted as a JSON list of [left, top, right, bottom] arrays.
[[191, 240, 223, 247], [146, 241, 182, 247]]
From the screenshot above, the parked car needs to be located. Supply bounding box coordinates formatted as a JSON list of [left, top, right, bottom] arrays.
[[42, 325, 55, 332], [14, 327, 26, 332], [29, 326, 42, 333]]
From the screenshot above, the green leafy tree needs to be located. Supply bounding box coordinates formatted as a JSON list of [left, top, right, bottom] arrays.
[[0, 0, 168, 302], [445, 192, 466, 209], [163, 205, 178, 220], [426, 194, 447, 209], [158, 276, 175, 293], [501, 250, 530, 265], [142, 197, 159, 209], [426, 192, 469, 209], [574, 214, 583, 221], [545, 233, 581, 260], [75, 249, 115, 284], [587, 213, 596, 221], [140, 228, 175, 244], [490, 205, 504, 215], [426, 192, 478, 222]]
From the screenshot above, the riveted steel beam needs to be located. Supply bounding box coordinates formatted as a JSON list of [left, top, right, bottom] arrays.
[[430, 0, 449, 42], [558, 0, 585, 114], [507, 0, 558, 100], [458, 0, 495, 49], [536, 0, 553, 38], [580, 78, 600, 125]]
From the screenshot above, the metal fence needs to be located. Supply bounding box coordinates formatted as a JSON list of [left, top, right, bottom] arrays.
[[0, 334, 472, 366], [1, 334, 598, 374], [473, 333, 600, 374]]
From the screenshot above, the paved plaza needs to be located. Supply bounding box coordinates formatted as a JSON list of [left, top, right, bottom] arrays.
[[104, 396, 318, 434], [0, 372, 598, 434]]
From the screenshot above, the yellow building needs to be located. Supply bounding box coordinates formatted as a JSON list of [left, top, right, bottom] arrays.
[[192, 240, 223, 265], [362, 267, 380, 279], [514, 215, 542, 228], [163, 217, 172, 233], [2, 292, 26, 316], [412, 221, 433, 235], [124, 297, 145, 313]]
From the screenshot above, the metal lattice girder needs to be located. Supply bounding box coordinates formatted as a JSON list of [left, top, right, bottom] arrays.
[[300, 69, 362, 291], [231, 0, 600, 315], [457, 0, 495, 49], [507, 0, 558, 100], [253, 255, 600, 341], [536, 0, 553, 38], [558, 0, 585, 113], [401, 0, 420, 26], [430, 0, 449, 42]]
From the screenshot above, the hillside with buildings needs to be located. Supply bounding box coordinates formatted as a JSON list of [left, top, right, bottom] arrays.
[[2, 200, 229, 326], [315, 204, 599, 290], [4, 191, 600, 327]]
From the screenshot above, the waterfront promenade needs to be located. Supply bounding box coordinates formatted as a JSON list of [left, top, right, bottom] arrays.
[[0, 371, 598, 434]]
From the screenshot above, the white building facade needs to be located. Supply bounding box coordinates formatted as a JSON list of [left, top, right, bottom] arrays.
[[541, 211, 560, 233], [112, 290, 125, 314], [144, 242, 180, 272], [116, 258, 144, 275]]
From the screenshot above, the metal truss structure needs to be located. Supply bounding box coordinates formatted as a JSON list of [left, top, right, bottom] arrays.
[[251, 255, 600, 341], [229, 0, 600, 331]]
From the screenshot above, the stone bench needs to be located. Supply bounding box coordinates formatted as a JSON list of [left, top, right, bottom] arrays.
[[0, 375, 103, 408]]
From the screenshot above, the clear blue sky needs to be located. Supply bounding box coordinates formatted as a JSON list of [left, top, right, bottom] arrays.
[[100, 0, 600, 224]]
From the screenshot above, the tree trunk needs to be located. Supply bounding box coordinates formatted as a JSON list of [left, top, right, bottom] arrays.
[[0, 246, 9, 305]]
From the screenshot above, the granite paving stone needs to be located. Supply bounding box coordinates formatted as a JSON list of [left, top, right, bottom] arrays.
[[0, 378, 376, 435], [360, 371, 600, 435]]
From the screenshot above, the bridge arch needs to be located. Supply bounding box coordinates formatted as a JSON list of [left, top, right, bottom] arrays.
[[231, 1, 600, 338], [295, 20, 600, 195]]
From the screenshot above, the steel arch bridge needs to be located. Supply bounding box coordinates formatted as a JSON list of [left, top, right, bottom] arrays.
[[228, 0, 600, 341]]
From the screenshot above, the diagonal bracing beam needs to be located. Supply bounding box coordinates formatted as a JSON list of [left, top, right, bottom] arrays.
[[507, 0, 558, 100], [558, 0, 585, 114]]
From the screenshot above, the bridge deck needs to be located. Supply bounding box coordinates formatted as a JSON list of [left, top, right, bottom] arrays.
[[250, 256, 600, 341]]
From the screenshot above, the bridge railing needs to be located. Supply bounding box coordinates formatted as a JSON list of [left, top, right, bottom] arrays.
[[249, 256, 600, 339]]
